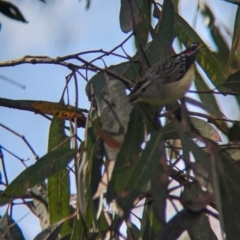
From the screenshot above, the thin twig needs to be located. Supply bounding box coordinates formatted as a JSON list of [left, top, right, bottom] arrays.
[[0, 123, 38, 160]]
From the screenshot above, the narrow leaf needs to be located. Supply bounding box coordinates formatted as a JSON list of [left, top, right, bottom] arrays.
[[154, 209, 202, 240], [175, 12, 226, 87], [226, 6, 240, 71], [164, 117, 221, 142], [34, 221, 63, 240], [0, 211, 24, 240], [0, 0, 27, 23], [106, 105, 144, 201], [119, 0, 143, 33], [0, 148, 77, 206], [215, 151, 240, 239], [229, 122, 240, 141], [47, 117, 71, 235], [224, 70, 240, 92], [135, 0, 151, 48], [117, 128, 164, 217]]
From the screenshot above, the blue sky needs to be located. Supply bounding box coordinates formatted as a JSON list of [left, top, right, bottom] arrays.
[[0, 0, 238, 239]]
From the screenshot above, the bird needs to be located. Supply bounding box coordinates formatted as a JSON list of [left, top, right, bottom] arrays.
[[129, 43, 201, 106]]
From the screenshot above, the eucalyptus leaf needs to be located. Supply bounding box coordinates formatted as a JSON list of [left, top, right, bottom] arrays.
[[0, 212, 24, 240], [0, 148, 77, 206], [0, 0, 27, 23]]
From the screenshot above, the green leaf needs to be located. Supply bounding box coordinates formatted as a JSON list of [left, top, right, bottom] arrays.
[[34, 221, 63, 240], [188, 214, 217, 240], [0, 0, 27, 23], [181, 182, 217, 240], [171, 0, 179, 11], [175, 120, 212, 174], [0, 212, 24, 240], [222, 0, 240, 6], [194, 71, 229, 134], [164, 117, 221, 142], [229, 122, 240, 141], [117, 127, 164, 218], [140, 205, 162, 240], [47, 117, 71, 235], [127, 222, 140, 239], [215, 151, 240, 239], [0, 148, 77, 206], [59, 234, 71, 240], [174, 12, 226, 87], [154, 209, 202, 239], [106, 105, 144, 201], [185, 97, 225, 118], [210, 24, 229, 71], [70, 216, 85, 240], [224, 70, 240, 92], [119, 0, 143, 33], [176, 120, 240, 239], [145, 0, 175, 64], [134, 0, 151, 48], [150, 155, 168, 223], [226, 6, 240, 71], [77, 121, 98, 229], [195, 72, 221, 112], [86, 61, 139, 100]]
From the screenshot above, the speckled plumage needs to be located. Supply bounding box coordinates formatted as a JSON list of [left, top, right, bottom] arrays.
[[129, 43, 201, 105]]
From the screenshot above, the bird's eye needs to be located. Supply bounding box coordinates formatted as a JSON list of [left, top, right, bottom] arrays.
[[141, 87, 146, 92]]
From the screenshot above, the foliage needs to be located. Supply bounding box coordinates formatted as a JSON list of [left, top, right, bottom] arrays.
[[0, 0, 240, 239]]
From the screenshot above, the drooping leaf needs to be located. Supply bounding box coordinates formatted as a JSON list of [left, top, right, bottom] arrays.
[[70, 216, 85, 240], [0, 148, 77, 206], [119, 0, 143, 33], [140, 204, 162, 240], [47, 117, 71, 235], [86, 67, 132, 200], [215, 151, 240, 239], [175, 120, 212, 177], [224, 70, 240, 92], [174, 11, 227, 88], [164, 117, 221, 142], [176, 119, 240, 239], [226, 6, 240, 71], [59, 233, 71, 240], [222, 0, 240, 6], [185, 97, 225, 119], [33, 221, 63, 240], [199, 3, 230, 70], [106, 105, 144, 202], [229, 122, 240, 141], [171, 0, 179, 11], [194, 71, 229, 135], [134, 0, 151, 48], [145, 0, 175, 64], [77, 133, 98, 232], [227, 148, 240, 161], [181, 182, 217, 239], [116, 127, 164, 218], [127, 222, 140, 239], [154, 209, 202, 240], [150, 152, 168, 223], [0, 0, 27, 23], [0, 211, 24, 240]]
